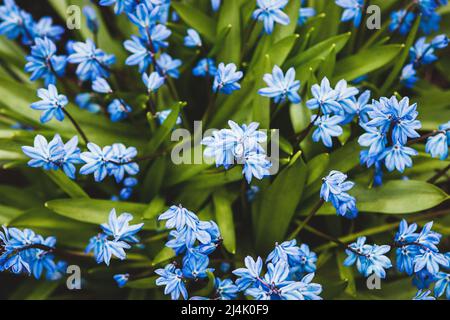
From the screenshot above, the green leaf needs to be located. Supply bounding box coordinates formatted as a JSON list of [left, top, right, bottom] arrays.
[[152, 247, 175, 266], [306, 153, 330, 186], [255, 152, 307, 252], [45, 199, 157, 229], [192, 271, 216, 297], [213, 189, 236, 254], [0, 204, 23, 225], [172, 2, 216, 42], [216, 0, 241, 64], [44, 170, 89, 199], [334, 44, 403, 81], [336, 251, 357, 297], [126, 277, 158, 289], [286, 33, 351, 68], [352, 180, 449, 214], [183, 166, 243, 189], [272, 0, 300, 41]]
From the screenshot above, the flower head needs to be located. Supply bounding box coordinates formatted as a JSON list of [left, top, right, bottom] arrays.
[[253, 0, 290, 34], [258, 66, 301, 104], [213, 63, 243, 94], [30, 84, 68, 123]]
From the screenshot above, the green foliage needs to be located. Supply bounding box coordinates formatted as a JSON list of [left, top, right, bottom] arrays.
[[0, 0, 448, 300]]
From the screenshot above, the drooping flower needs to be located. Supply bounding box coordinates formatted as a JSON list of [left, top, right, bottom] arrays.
[[389, 10, 415, 36], [124, 35, 153, 73], [113, 273, 130, 288], [215, 278, 239, 300], [184, 28, 202, 48], [92, 77, 113, 94], [425, 122, 449, 160], [400, 64, 418, 89], [321, 170, 358, 219], [155, 263, 188, 300], [157, 53, 182, 78], [107, 99, 132, 122], [142, 71, 165, 93], [25, 37, 67, 86], [193, 58, 217, 77], [83, 6, 99, 34], [312, 114, 344, 148]]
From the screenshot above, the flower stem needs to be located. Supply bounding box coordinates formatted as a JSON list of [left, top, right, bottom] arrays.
[[63, 109, 89, 145], [294, 108, 322, 144], [288, 199, 325, 240], [428, 163, 450, 184], [202, 90, 219, 124], [407, 129, 447, 145]]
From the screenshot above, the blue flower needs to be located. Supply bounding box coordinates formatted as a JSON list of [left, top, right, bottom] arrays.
[[144, 24, 171, 51], [75, 93, 101, 113], [193, 58, 217, 77], [298, 7, 316, 26], [101, 209, 144, 243], [434, 272, 450, 299], [119, 177, 138, 200], [334, 79, 359, 111], [213, 63, 243, 94], [124, 35, 153, 73], [182, 251, 211, 279], [32, 17, 64, 42], [367, 96, 421, 145], [155, 263, 188, 300], [416, 221, 442, 251], [28, 236, 57, 280], [85, 234, 131, 265], [335, 0, 364, 27], [68, 39, 116, 82], [159, 205, 199, 230], [142, 71, 165, 93], [80, 143, 114, 182], [253, 0, 290, 35], [99, 0, 129, 14], [389, 10, 415, 36], [242, 152, 272, 183], [25, 37, 67, 86], [413, 289, 436, 300], [0, 0, 34, 44], [21, 134, 65, 172], [400, 64, 418, 89], [380, 143, 418, 173], [344, 237, 392, 279], [92, 77, 113, 94], [358, 124, 387, 158], [266, 239, 302, 265], [414, 248, 449, 275], [157, 53, 182, 79], [396, 244, 420, 276], [431, 34, 449, 49], [30, 85, 68, 123], [108, 143, 140, 183], [426, 128, 449, 160], [410, 37, 438, 66], [83, 6, 99, 34], [417, 0, 438, 16], [107, 99, 132, 122], [258, 66, 301, 104], [320, 170, 354, 201], [306, 77, 340, 114], [233, 256, 263, 290], [211, 0, 221, 12], [127, 3, 159, 30], [215, 278, 238, 300], [312, 114, 344, 148], [184, 28, 202, 48], [113, 273, 130, 288], [420, 11, 441, 34]]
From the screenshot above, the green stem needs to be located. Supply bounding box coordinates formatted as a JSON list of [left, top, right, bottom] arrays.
[[63, 109, 89, 144], [288, 199, 325, 240]]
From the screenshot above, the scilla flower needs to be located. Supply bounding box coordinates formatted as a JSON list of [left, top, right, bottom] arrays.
[[312, 115, 344, 148], [68, 39, 116, 81], [321, 170, 358, 219], [400, 64, 418, 89], [389, 10, 415, 36], [124, 35, 153, 73], [82, 6, 99, 34], [425, 122, 449, 160], [306, 77, 340, 114], [380, 144, 418, 173], [298, 4, 316, 26], [211, 0, 221, 12], [213, 63, 243, 94], [258, 66, 301, 104], [193, 58, 217, 77], [215, 278, 239, 300], [107, 99, 132, 122], [252, 0, 290, 35], [155, 263, 188, 300], [155, 109, 182, 126], [184, 28, 202, 48], [142, 71, 165, 93], [25, 37, 67, 86], [335, 0, 364, 27], [157, 53, 182, 78], [30, 84, 68, 123], [86, 210, 142, 265], [99, 0, 129, 15], [113, 274, 130, 288]]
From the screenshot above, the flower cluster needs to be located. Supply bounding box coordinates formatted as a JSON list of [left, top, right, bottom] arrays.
[[390, 0, 448, 35], [86, 209, 143, 266], [22, 135, 139, 183], [112, 177, 139, 201], [201, 121, 272, 183], [306, 77, 365, 147], [358, 96, 421, 180], [343, 220, 450, 299], [0, 226, 66, 280], [320, 170, 358, 219], [155, 205, 222, 300], [401, 35, 448, 88], [233, 240, 322, 300]]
